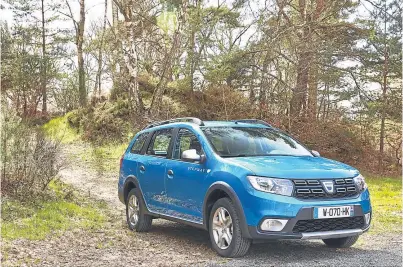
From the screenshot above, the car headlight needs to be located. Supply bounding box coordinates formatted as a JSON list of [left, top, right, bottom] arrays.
[[247, 176, 294, 196], [353, 174, 368, 192]]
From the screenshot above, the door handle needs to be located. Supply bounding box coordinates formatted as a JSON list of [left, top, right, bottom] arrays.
[[139, 165, 146, 172], [167, 169, 174, 178]]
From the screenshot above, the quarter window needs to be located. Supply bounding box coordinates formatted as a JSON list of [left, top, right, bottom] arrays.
[[147, 128, 173, 158], [173, 129, 203, 160], [130, 133, 149, 154]]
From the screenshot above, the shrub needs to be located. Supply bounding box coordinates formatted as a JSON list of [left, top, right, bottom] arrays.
[[1, 106, 62, 199], [64, 99, 135, 144], [188, 85, 257, 120]]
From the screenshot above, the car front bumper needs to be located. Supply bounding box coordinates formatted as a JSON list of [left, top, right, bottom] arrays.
[[241, 188, 371, 240], [246, 205, 371, 240]]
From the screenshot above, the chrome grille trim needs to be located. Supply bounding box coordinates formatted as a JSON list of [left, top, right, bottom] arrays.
[[293, 178, 359, 200]]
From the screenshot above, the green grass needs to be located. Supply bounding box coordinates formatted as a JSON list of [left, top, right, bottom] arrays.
[[77, 142, 127, 173], [1, 181, 106, 241], [42, 113, 80, 144], [366, 176, 402, 234], [43, 113, 130, 173]]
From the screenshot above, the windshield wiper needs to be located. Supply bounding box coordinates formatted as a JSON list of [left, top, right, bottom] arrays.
[[221, 154, 309, 158], [221, 154, 249, 158], [221, 154, 272, 158]]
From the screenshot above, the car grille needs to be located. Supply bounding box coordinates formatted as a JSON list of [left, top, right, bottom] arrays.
[[293, 178, 358, 200], [293, 216, 365, 233]]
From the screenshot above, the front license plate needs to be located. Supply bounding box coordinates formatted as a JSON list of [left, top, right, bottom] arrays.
[[314, 206, 354, 219]]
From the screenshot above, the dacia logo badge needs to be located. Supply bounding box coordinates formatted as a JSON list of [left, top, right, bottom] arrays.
[[322, 181, 334, 194]]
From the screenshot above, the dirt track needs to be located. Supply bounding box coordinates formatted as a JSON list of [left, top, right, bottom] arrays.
[[3, 143, 402, 266]]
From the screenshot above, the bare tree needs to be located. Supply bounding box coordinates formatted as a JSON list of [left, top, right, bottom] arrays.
[[65, 0, 86, 107], [94, 0, 108, 97], [112, 0, 145, 114], [41, 0, 47, 113], [148, 1, 189, 116]]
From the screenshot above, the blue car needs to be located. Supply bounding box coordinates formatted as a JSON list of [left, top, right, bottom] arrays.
[[118, 118, 371, 257]]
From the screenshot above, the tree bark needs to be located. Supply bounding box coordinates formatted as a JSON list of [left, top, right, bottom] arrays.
[[308, 60, 318, 121], [122, 23, 144, 113], [148, 1, 188, 116], [186, 0, 200, 92], [77, 0, 86, 107], [379, 41, 388, 169], [379, 2, 389, 170], [41, 0, 47, 113], [259, 53, 269, 112], [289, 0, 311, 120], [112, 0, 145, 113], [290, 49, 310, 119], [94, 0, 107, 97]]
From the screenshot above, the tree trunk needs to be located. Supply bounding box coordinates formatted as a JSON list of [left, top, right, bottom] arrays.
[[290, 50, 309, 119], [379, 2, 389, 170], [148, 32, 180, 116], [379, 43, 388, 169], [78, 0, 86, 107], [249, 65, 256, 104], [148, 1, 188, 116], [188, 27, 195, 91], [290, 0, 314, 121], [122, 21, 144, 113], [259, 53, 269, 113], [317, 83, 326, 120], [94, 0, 107, 97], [308, 61, 318, 121], [41, 0, 47, 113]]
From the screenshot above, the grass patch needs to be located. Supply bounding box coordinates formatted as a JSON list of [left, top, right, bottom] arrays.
[[1, 180, 106, 241], [42, 113, 80, 144], [78, 142, 127, 173], [366, 176, 402, 234]]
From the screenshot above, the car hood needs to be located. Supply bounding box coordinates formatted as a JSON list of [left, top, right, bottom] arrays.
[[223, 156, 359, 179]]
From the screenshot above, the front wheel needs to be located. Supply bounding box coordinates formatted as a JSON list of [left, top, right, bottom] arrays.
[[126, 188, 152, 232], [322, 235, 359, 248], [209, 198, 251, 257]]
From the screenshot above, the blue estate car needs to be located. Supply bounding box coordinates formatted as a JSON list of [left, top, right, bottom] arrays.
[[118, 118, 371, 257]]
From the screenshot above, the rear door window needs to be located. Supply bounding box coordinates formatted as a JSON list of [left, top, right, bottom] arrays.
[[146, 128, 173, 158], [130, 132, 149, 154]]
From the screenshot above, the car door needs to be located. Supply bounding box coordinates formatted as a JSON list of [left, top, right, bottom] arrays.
[[136, 128, 173, 213], [123, 132, 150, 178], [165, 128, 208, 223]]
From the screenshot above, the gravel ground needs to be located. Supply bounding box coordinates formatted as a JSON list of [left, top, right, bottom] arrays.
[[3, 143, 401, 266]]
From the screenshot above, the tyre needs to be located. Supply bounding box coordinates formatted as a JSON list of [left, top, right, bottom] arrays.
[[209, 197, 251, 257], [322, 235, 359, 248], [126, 188, 152, 232]]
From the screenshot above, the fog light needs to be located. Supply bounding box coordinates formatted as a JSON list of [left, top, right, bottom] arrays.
[[364, 213, 371, 225], [260, 219, 288, 231]]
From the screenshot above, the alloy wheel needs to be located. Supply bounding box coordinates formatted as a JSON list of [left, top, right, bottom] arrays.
[[212, 207, 233, 249], [128, 194, 139, 226]]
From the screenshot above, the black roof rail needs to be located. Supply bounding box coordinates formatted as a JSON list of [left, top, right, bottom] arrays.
[[232, 119, 272, 127], [143, 117, 204, 130]]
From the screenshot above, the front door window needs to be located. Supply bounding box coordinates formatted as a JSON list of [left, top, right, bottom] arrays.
[[173, 128, 203, 160]]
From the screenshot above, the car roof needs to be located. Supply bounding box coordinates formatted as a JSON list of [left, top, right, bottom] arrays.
[[139, 120, 270, 134], [202, 121, 269, 128]]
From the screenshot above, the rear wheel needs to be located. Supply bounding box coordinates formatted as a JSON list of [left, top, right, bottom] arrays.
[[209, 198, 251, 257], [322, 235, 359, 248], [126, 189, 152, 232]]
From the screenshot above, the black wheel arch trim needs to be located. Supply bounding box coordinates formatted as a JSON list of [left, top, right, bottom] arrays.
[[122, 176, 148, 210], [203, 181, 252, 238]]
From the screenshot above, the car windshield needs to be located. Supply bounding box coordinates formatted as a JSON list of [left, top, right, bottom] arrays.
[[202, 127, 312, 157]]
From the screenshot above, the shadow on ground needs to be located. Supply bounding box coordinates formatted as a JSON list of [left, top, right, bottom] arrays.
[[137, 220, 402, 267]]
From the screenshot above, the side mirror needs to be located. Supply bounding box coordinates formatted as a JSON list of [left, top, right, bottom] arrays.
[[182, 149, 205, 163], [312, 150, 320, 157]]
